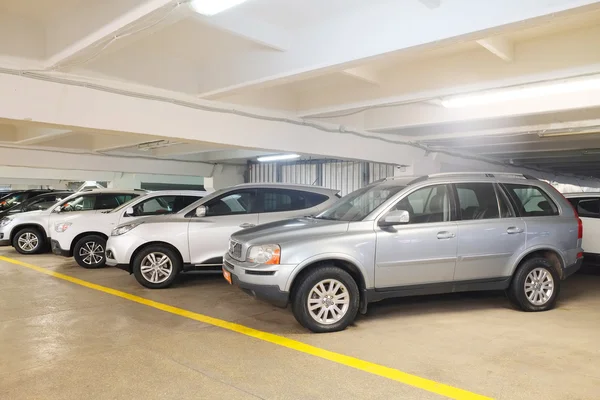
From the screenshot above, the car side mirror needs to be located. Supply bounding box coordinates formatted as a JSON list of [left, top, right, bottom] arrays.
[[195, 205, 207, 217], [378, 210, 410, 227], [124, 207, 134, 217]]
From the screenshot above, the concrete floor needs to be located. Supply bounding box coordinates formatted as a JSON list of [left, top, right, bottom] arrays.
[[1, 248, 599, 400]]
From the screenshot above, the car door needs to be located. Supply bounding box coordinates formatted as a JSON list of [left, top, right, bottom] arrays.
[[567, 197, 600, 255], [375, 184, 458, 288], [257, 188, 325, 224], [453, 182, 526, 281], [187, 189, 259, 265]]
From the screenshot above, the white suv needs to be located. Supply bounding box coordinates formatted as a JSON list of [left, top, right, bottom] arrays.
[[565, 193, 600, 263], [0, 190, 143, 255], [51, 190, 207, 269], [106, 183, 340, 289]]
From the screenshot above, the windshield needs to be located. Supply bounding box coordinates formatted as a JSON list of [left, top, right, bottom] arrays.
[[0, 193, 28, 210], [111, 195, 143, 213], [315, 184, 405, 221]]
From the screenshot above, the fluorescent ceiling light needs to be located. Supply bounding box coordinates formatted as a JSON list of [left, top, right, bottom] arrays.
[[257, 154, 301, 162], [538, 130, 600, 138], [441, 75, 600, 108], [190, 0, 249, 16]]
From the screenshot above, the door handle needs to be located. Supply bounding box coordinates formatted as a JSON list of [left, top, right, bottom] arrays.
[[239, 223, 256, 229], [437, 231, 456, 240], [506, 227, 524, 234]]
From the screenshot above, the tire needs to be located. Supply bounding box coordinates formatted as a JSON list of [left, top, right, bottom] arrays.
[[132, 245, 181, 289], [73, 235, 107, 269], [13, 227, 45, 255], [508, 257, 561, 312], [291, 266, 360, 333]]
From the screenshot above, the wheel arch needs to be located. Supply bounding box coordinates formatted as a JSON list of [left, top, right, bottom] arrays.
[[512, 247, 566, 280], [10, 224, 47, 243], [70, 231, 109, 256], [130, 241, 184, 269]]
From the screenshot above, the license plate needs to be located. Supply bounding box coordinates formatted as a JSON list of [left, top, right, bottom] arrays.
[[223, 268, 232, 284]]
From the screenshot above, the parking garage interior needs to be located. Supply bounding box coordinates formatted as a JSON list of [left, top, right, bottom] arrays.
[[1, 0, 600, 399]]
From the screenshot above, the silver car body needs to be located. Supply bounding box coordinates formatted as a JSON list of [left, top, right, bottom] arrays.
[[224, 174, 582, 308], [105, 183, 340, 270], [564, 192, 600, 256]]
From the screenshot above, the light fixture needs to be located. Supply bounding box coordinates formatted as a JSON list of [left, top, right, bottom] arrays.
[[257, 154, 301, 162], [441, 75, 600, 108], [190, 0, 249, 16], [537, 130, 600, 138]]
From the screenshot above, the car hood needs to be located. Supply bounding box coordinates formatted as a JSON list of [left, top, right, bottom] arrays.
[[232, 217, 349, 246]]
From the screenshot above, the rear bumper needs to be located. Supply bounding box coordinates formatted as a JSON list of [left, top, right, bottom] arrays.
[[563, 258, 583, 280], [50, 239, 71, 257]]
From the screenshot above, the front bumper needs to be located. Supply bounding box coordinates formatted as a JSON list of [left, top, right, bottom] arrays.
[[0, 227, 13, 246], [50, 239, 71, 257], [105, 235, 143, 272], [563, 257, 583, 280], [223, 254, 290, 308]]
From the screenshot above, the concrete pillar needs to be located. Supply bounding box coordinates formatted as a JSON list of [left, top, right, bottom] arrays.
[[108, 173, 141, 189], [204, 165, 246, 191]]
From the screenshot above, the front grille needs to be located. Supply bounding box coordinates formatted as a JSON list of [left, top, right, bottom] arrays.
[[229, 240, 243, 260]]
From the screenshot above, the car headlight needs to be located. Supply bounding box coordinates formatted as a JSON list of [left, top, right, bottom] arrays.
[[111, 222, 142, 236], [54, 222, 72, 233], [0, 217, 12, 227], [247, 244, 280, 265]]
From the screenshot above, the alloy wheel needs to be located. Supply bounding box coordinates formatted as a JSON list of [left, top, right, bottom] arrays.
[[140, 252, 173, 284], [79, 241, 105, 265], [307, 278, 350, 325], [524, 267, 554, 306], [17, 232, 38, 252]]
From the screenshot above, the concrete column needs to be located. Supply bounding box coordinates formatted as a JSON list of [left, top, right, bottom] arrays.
[[204, 164, 246, 191], [108, 173, 141, 189]]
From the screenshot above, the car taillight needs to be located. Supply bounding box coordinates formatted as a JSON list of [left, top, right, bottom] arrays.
[[578, 217, 583, 239], [546, 184, 582, 238]]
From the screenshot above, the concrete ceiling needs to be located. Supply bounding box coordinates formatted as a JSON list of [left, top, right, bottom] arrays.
[[0, 0, 600, 178]]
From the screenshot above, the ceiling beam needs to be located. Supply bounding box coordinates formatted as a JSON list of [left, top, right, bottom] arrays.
[[151, 143, 227, 157], [340, 67, 381, 86], [195, 0, 600, 98], [15, 128, 73, 145], [476, 36, 514, 62], [0, 125, 18, 142], [92, 135, 161, 152], [190, 8, 289, 52], [419, 0, 442, 9], [45, 0, 185, 70]]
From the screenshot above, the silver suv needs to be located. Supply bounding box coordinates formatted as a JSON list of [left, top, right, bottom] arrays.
[[224, 173, 583, 333]]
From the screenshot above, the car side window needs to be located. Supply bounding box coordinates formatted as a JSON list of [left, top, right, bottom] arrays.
[[573, 198, 600, 218], [503, 184, 559, 217], [260, 189, 326, 213], [131, 195, 203, 217], [60, 195, 95, 212], [455, 183, 500, 220], [393, 184, 451, 224], [204, 190, 257, 217]]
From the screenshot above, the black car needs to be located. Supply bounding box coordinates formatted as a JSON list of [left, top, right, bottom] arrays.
[[0, 190, 72, 214]]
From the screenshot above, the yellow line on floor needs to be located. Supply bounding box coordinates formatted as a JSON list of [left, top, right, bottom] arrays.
[[0, 255, 492, 400]]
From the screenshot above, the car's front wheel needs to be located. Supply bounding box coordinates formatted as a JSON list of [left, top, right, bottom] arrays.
[[291, 266, 360, 333], [508, 257, 560, 312], [13, 228, 45, 255], [74, 235, 107, 269], [132, 245, 181, 289]]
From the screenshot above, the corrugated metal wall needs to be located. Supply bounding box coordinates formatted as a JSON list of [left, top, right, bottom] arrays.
[[248, 160, 396, 196]]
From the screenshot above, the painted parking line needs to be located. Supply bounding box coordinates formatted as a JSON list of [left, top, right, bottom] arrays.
[[0, 255, 492, 400]]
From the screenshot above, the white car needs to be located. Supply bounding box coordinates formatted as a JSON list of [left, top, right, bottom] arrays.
[[0, 190, 143, 255], [51, 190, 207, 269], [106, 183, 340, 289], [565, 193, 600, 262]]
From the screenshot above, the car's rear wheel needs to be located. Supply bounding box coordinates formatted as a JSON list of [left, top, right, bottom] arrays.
[[74, 235, 107, 269], [508, 257, 560, 312], [13, 228, 44, 255], [132, 245, 181, 289], [291, 266, 359, 333]]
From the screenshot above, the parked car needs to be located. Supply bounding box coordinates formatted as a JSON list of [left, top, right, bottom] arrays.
[[0, 191, 73, 219], [565, 193, 600, 264], [106, 183, 340, 289], [0, 190, 144, 255], [0, 189, 63, 211], [223, 172, 583, 333], [51, 190, 207, 269]]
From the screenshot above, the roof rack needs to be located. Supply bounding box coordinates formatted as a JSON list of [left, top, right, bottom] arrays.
[[426, 172, 538, 180]]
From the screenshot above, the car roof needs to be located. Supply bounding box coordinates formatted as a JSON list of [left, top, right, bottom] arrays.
[[75, 189, 147, 194], [233, 183, 339, 195], [137, 190, 209, 196], [563, 192, 600, 198], [380, 172, 546, 187]]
